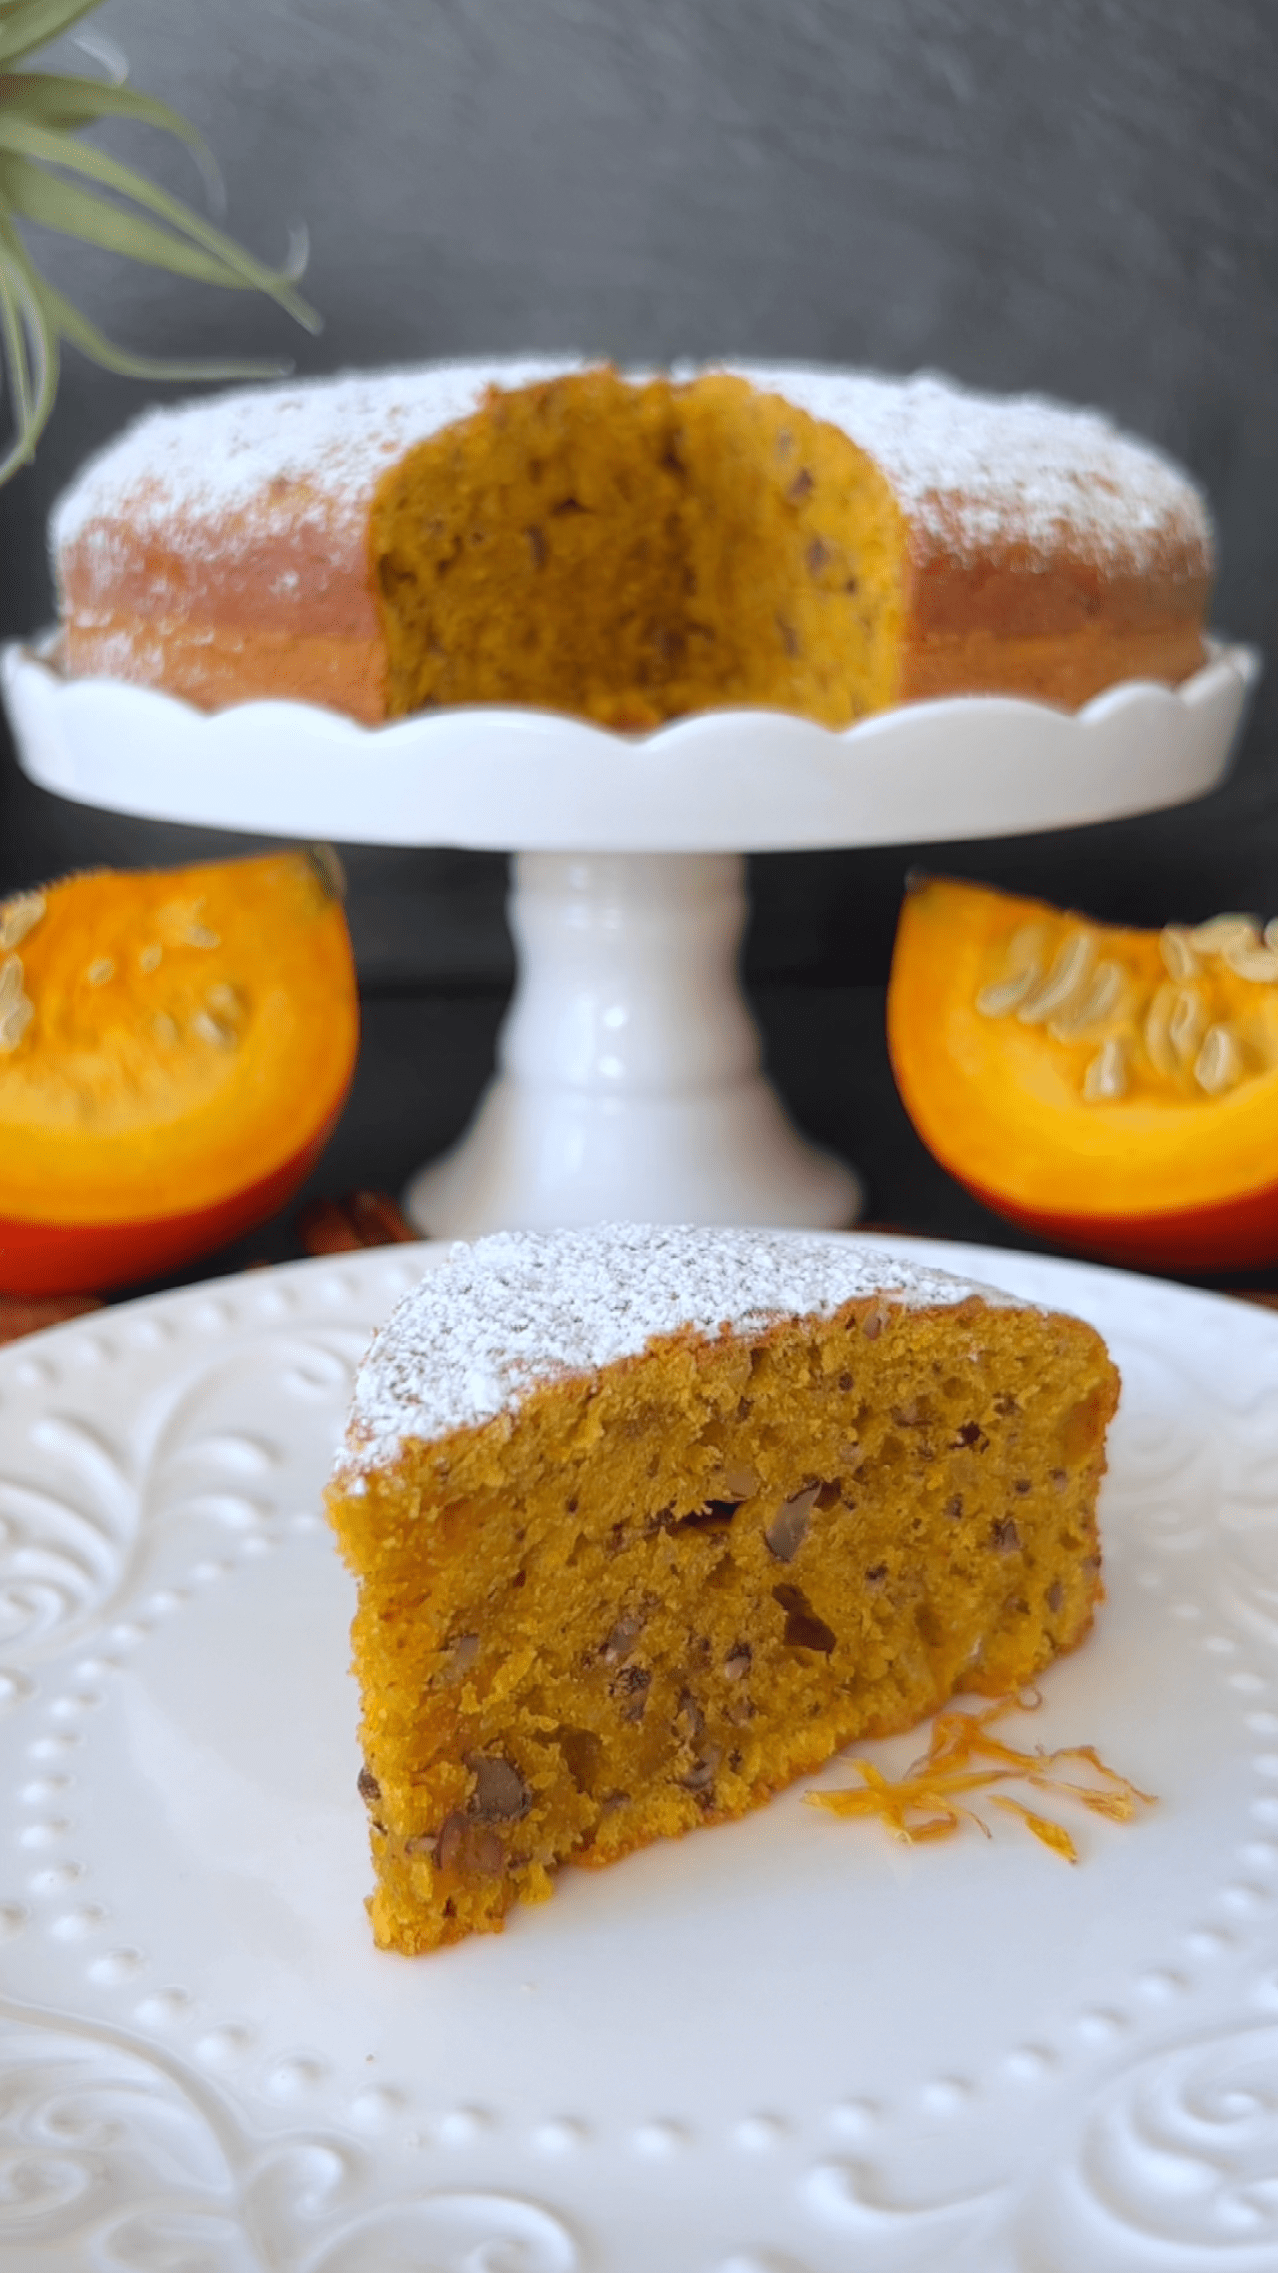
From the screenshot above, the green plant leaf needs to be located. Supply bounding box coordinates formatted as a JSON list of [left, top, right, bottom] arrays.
[[1, 70, 214, 157], [0, 212, 56, 475], [0, 0, 108, 68], [0, 111, 320, 327], [0, 0, 321, 482], [0, 154, 268, 287], [0, 72, 226, 216], [36, 268, 293, 382]]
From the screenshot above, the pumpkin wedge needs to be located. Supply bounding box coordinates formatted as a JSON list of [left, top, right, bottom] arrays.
[[0, 850, 358, 1293], [888, 875, 1278, 1270]]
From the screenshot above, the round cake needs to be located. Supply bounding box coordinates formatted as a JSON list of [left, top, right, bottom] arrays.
[[50, 359, 1214, 731]]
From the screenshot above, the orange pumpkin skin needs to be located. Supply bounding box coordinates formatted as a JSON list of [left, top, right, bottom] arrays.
[[946, 1173, 1278, 1274], [0, 851, 358, 1294], [0, 1108, 344, 1295], [888, 877, 1278, 1273]]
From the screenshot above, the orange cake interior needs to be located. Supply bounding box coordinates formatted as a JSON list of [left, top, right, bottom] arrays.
[[369, 369, 906, 729], [326, 1227, 1119, 1954]]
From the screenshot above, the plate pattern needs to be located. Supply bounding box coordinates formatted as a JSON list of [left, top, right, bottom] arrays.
[[0, 1239, 1276, 2270]]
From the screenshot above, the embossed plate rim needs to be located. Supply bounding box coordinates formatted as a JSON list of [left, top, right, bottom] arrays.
[[1, 1236, 1277, 2272]]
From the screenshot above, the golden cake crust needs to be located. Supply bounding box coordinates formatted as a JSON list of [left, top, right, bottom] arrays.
[[53, 360, 1212, 726]]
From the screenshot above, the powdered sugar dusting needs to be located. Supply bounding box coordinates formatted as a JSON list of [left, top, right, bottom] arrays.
[[336, 1225, 1026, 1472], [52, 357, 1211, 583], [51, 358, 580, 563], [725, 363, 1212, 571]]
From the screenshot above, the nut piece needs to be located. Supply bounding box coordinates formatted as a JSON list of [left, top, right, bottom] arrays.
[[465, 1754, 531, 1823], [678, 1746, 722, 1793], [601, 1610, 645, 1664], [773, 1583, 837, 1654], [950, 1421, 989, 1454], [432, 1810, 468, 1870], [612, 1664, 651, 1722], [765, 1484, 819, 1563], [439, 1632, 479, 1685]]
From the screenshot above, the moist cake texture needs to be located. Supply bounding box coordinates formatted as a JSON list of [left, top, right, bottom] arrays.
[[52, 360, 1213, 727], [326, 1227, 1120, 1953]]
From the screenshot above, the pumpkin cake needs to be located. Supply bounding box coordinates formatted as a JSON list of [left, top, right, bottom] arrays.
[[325, 1225, 1119, 1954], [51, 360, 1213, 729]]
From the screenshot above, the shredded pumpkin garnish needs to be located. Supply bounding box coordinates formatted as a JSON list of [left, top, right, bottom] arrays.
[[808, 1693, 1154, 1862]]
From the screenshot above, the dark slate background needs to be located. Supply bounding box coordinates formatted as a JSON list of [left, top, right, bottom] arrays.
[[0, 0, 1274, 1250]]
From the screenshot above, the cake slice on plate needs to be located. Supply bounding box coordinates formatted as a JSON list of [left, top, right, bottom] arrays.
[[326, 1226, 1118, 1953]]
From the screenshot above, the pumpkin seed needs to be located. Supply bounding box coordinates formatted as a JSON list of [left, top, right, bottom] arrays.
[[976, 963, 1040, 1016], [1168, 986, 1206, 1066], [1194, 1023, 1244, 1095], [86, 958, 115, 986], [138, 944, 162, 973], [1049, 960, 1124, 1040], [1160, 926, 1199, 981], [0, 892, 44, 951], [190, 1009, 237, 1049], [0, 995, 33, 1052], [1223, 944, 1278, 983], [1188, 913, 1260, 956], [1017, 932, 1095, 1024], [1143, 983, 1178, 1078], [1082, 1034, 1127, 1101]]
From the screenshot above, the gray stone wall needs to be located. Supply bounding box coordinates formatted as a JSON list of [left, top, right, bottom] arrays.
[[1, 0, 1274, 978]]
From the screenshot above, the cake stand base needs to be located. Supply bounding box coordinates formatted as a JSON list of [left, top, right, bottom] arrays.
[[403, 851, 861, 1237]]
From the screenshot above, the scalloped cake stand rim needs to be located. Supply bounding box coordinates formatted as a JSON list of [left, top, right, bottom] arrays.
[[0, 633, 1260, 852]]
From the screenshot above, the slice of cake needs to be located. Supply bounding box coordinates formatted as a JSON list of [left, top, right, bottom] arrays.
[[326, 1227, 1119, 1953]]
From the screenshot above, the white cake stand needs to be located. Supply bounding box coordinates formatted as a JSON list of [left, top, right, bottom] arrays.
[[1, 637, 1260, 1235]]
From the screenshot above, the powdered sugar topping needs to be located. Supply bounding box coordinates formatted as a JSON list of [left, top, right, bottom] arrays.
[[52, 356, 1211, 580], [724, 364, 1213, 570], [51, 358, 580, 560], [337, 1225, 1026, 1471]]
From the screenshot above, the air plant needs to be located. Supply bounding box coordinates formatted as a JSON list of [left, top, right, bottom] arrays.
[[0, 0, 320, 482]]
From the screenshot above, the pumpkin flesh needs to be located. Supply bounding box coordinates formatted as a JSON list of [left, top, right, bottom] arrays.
[[888, 876, 1278, 1269], [0, 852, 358, 1292]]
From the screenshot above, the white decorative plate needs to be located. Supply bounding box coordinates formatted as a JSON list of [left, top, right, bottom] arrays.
[[1, 636, 1260, 850], [2, 1235, 1277, 2272]]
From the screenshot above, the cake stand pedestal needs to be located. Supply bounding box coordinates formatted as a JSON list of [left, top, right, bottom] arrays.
[[1, 637, 1260, 1236], [408, 850, 859, 1234]]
